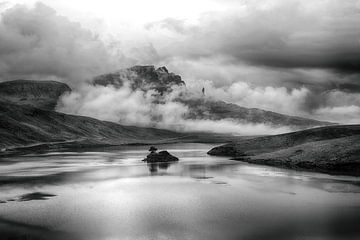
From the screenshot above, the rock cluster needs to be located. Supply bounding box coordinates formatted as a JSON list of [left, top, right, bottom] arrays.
[[93, 65, 185, 94], [143, 147, 179, 163]]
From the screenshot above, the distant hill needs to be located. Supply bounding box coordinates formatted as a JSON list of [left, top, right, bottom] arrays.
[[208, 125, 360, 176], [181, 98, 332, 129], [0, 80, 71, 110]]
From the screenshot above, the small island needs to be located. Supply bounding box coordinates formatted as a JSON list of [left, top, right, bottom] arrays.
[[143, 146, 179, 163]]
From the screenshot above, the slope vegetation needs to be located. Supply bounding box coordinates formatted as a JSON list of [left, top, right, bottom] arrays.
[[208, 125, 360, 175], [0, 102, 188, 150]]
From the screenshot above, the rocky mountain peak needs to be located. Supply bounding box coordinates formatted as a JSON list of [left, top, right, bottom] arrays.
[[157, 66, 169, 73], [93, 65, 185, 94]]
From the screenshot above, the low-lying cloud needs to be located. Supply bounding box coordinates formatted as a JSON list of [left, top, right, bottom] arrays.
[[1, 1, 359, 130], [57, 83, 292, 135]]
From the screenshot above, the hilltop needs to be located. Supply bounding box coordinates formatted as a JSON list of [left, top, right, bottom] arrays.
[[0, 80, 71, 110]]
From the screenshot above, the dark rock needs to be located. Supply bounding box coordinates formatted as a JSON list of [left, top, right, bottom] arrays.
[[93, 65, 185, 94], [149, 146, 158, 153], [207, 144, 246, 157], [143, 150, 179, 163]]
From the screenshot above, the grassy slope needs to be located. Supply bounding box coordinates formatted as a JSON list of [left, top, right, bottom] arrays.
[[208, 125, 360, 175], [180, 98, 333, 129], [0, 102, 245, 155], [0, 102, 188, 149]]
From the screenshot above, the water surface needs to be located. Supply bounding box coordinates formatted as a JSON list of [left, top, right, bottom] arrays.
[[1, 143, 360, 240]]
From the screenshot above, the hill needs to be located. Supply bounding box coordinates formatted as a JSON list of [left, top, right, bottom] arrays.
[[0, 102, 189, 150], [208, 125, 360, 176], [0, 101, 244, 155], [0, 80, 71, 110], [181, 98, 332, 129]]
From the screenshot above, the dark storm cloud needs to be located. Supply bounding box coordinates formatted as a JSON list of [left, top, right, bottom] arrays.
[[149, 0, 360, 74], [0, 2, 121, 84]]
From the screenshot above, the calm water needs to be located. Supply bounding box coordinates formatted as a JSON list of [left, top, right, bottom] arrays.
[[0, 143, 360, 240]]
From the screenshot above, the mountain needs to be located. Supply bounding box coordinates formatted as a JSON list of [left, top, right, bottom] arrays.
[[93, 65, 185, 94], [0, 80, 71, 110], [208, 125, 360, 176], [93, 65, 332, 129]]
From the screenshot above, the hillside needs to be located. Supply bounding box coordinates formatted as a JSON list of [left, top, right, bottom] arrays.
[[0, 80, 71, 110], [181, 98, 332, 129], [208, 125, 360, 176], [0, 101, 246, 155], [0, 102, 188, 150]]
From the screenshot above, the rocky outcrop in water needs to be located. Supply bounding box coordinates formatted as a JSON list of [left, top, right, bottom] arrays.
[[143, 150, 179, 163]]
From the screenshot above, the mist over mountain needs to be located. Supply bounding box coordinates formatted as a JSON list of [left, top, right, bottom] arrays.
[[76, 65, 331, 132], [1, 2, 359, 124]]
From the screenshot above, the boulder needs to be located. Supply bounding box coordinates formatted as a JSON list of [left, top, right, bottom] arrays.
[[143, 150, 179, 163]]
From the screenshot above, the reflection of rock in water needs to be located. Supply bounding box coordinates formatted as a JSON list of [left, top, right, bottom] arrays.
[[147, 162, 174, 174], [1, 192, 56, 203]]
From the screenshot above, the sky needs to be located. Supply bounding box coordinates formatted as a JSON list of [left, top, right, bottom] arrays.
[[0, 0, 360, 125]]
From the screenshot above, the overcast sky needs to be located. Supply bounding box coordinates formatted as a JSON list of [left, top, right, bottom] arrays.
[[1, 0, 360, 123]]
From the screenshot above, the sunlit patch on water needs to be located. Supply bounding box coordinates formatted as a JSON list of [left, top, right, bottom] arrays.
[[0, 143, 360, 240]]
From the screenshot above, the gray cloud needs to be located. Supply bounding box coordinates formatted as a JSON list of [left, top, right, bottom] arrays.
[[143, 0, 360, 122], [58, 83, 293, 135], [150, 0, 360, 72], [0, 1, 359, 125], [0, 2, 125, 84]]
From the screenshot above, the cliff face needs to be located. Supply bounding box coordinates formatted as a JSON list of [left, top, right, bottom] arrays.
[[93, 65, 185, 94], [0, 80, 71, 110]]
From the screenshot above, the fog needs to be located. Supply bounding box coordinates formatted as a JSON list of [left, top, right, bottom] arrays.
[[58, 83, 292, 135]]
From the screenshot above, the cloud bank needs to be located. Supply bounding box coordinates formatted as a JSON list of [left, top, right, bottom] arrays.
[[58, 83, 292, 135], [0, 2, 124, 84], [0, 1, 359, 130]]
